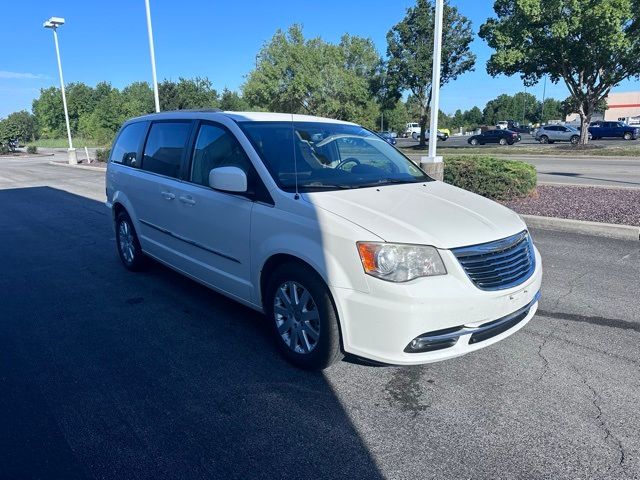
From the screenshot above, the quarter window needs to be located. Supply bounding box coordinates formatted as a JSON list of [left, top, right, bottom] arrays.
[[142, 122, 192, 178], [110, 122, 147, 167], [190, 124, 252, 186]]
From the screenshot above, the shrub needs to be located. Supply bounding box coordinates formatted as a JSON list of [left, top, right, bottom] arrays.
[[443, 155, 536, 200], [0, 144, 9, 155], [95, 148, 111, 162], [27, 145, 38, 154]]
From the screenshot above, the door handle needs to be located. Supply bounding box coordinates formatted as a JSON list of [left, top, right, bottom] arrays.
[[161, 191, 175, 200], [179, 195, 196, 205]]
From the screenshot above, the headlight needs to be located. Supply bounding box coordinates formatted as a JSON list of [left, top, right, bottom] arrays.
[[356, 242, 447, 282]]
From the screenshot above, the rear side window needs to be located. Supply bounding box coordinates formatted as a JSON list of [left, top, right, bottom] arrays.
[[142, 122, 192, 178], [110, 122, 147, 167]]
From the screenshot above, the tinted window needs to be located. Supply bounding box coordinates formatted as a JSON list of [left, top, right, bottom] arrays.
[[110, 122, 147, 167], [142, 122, 192, 178], [190, 124, 252, 186]]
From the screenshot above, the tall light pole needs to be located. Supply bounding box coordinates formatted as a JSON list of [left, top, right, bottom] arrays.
[[424, 0, 444, 175], [144, 0, 160, 112], [43, 17, 76, 165]]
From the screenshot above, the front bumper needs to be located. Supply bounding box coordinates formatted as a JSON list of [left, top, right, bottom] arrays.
[[331, 246, 542, 365]]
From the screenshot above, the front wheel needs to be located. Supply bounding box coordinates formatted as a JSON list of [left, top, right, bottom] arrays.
[[539, 135, 549, 144], [624, 132, 633, 140], [411, 132, 418, 140], [499, 138, 507, 145], [570, 135, 580, 145], [265, 263, 342, 370]]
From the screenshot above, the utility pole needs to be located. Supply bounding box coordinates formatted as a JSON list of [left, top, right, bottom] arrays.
[[424, 0, 444, 179], [43, 17, 76, 165], [540, 76, 547, 124], [145, 0, 160, 112]]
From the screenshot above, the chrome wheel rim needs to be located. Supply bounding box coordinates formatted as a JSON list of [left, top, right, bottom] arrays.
[[118, 220, 135, 264], [273, 281, 320, 354]]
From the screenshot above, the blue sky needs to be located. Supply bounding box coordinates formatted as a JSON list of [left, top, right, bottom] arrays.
[[1, 0, 638, 118]]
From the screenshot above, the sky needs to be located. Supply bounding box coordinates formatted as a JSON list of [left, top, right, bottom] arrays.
[[1, 0, 639, 118]]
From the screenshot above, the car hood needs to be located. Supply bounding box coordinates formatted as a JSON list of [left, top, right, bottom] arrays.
[[302, 181, 527, 249]]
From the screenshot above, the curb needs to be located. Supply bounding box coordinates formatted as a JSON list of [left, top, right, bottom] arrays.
[[48, 161, 106, 172], [522, 214, 639, 241]]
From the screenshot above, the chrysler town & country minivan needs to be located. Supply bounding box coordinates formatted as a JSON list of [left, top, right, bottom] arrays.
[[106, 111, 542, 369]]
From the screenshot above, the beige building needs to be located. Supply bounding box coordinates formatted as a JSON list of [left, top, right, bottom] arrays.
[[604, 91, 640, 123], [565, 90, 640, 125]]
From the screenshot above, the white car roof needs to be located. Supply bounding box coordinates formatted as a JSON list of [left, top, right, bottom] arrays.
[[126, 110, 358, 126]]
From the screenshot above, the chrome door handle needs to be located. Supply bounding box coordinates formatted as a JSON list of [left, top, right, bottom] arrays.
[[161, 191, 175, 200], [179, 195, 196, 205]]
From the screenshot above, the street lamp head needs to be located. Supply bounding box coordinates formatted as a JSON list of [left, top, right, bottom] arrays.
[[43, 17, 65, 29]]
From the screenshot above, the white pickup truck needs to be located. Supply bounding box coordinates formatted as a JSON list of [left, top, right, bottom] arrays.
[[403, 123, 449, 141]]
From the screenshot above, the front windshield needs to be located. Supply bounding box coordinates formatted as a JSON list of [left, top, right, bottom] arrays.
[[239, 121, 429, 191]]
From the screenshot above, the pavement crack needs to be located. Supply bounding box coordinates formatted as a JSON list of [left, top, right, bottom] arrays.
[[536, 334, 551, 381], [571, 365, 626, 470], [536, 309, 640, 334]]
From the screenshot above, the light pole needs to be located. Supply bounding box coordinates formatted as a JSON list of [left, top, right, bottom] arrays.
[[144, 0, 160, 112], [43, 17, 76, 165], [424, 0, 444, 178]]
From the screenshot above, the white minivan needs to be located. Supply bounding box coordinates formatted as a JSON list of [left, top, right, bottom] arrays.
[[106, 111, 542, 370]]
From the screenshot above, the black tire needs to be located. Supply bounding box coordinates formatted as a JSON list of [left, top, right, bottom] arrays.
[[624, 132, 632, 140], [570, 135, 579, 145], [265, 262, 342, 370], [115, 211, 147, 271], [469, 138, 478, 146], [499, 138, 507, 145], [549, 140, 555, 144], [540, 135, 549, 144]]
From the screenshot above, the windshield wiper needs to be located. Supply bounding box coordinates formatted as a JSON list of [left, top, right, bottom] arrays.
[[356, 178, 418, 188], [297, 182, 353, 189]]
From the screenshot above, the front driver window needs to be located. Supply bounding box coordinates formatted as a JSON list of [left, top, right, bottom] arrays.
[[191, 124, 251, 187]]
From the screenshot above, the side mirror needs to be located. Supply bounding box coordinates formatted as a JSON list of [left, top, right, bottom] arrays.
[[209, 166, 247, 193]]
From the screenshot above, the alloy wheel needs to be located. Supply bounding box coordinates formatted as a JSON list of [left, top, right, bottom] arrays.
[[118, 219, 135, 264], [273, 281, 320, 354]]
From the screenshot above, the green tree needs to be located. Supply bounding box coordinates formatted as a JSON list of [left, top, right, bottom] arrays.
[[483, 92, 539, 125], [386, 0, 476, 146], [79, 83, 125, 145], [32, 87, 64, 138], [463, 106, 483, 128], [121, 81, 155, 117], [243, 25, 381, 128], [536, 98, 564, 124], [480, 0, 640, 144], [219, 88, 250, 111], [0, 110, 37, 144], [66, 82, 96, 134], [380, 100, 409, 133], [159, 77, 219, 111]]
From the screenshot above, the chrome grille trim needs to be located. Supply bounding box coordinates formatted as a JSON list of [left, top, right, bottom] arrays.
[[452, 231, 536, 291]]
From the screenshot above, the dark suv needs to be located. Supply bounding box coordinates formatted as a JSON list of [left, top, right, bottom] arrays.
[[588, 121, 639, 140]]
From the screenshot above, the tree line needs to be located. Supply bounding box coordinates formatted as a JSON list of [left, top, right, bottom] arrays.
[[1, 0, 638, 147]]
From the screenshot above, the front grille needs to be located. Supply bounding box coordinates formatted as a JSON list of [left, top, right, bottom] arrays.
[[452, 231, 535, 291]]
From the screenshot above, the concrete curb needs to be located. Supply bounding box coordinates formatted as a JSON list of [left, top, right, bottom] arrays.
[[48, 161, 106, 172], [522, 214, 639, 241]]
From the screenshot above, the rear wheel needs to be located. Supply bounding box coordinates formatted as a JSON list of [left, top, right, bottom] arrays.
[[411, 132, 418, 140], [265, 262, 342, 370], [115, 211, 147, 271], [624, 132, 633, 140], [469, 138, 478, 146]]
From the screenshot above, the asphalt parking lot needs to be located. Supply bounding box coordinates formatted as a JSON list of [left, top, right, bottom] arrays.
[[1, 156, 639, 479]]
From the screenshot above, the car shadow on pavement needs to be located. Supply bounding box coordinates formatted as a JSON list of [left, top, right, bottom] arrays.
[[0, 186, 384, 480]]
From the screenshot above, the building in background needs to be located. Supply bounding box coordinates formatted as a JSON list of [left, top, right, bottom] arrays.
[[566, 90, 640, 126]]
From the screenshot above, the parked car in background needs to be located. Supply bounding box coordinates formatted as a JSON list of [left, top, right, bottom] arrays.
[[535, 125, 588, 144], [378, 131, 397, 145], [468, 129, 521, 146], [496, 121, 509, 130], [404, 122, 420, 138], [411, 129, 449, 141], [106, 110, 541, 369], [589, 121, 639, 140]]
